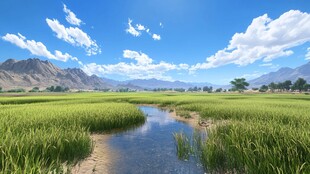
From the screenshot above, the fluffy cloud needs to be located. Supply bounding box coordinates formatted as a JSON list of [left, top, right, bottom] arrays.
[[190, 10, 310, 71], [152, 34, 161, 41], [136, 24, 146, 31], [123, 50, 153, 65], [126, 19, 141, 37], [126, 18, 161, 40], [46, 18, 100, 56], [63, 4, 82, 26], [239, 72, 264, 80], [179, 63, 189, 70], [2, 33, 78, 62], [306, 47, 310, 60], [82, 50, 188, 80]]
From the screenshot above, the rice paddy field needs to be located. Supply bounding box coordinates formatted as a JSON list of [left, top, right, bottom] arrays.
[[0, 92, 309, 173]]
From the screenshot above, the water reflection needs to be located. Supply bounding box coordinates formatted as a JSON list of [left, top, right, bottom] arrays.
[[107, 106, 205, 174]]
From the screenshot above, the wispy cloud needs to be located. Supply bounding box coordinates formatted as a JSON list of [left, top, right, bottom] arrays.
[[126, 19, 141, 37], [63, 4, 82, 26], [259, 63, 273, 67], [82, 50, 188, 80], [159, 22, 163, 28], [306, 47, 310, 60], [126, 18, 161, 41], [2, 33, 78, 62], [238, 72, 264, 80], [259, 63, 279, 69], [46, 18, 100, 56], [190, 10, 310, 71]]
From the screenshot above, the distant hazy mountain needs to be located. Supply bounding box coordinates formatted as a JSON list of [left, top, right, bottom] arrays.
[[249, 62, 310, 86], [101, 77, 124, 86], [0, 58, 111, 89], [189, 82, 212, 87], [122, 78, 193, 89]]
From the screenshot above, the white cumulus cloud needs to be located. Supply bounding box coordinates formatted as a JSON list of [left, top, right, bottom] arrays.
[[123, 50, 153, 65], [46, 18, 100, 56], [152, 34, 161, 41], [190, 10, 310, 71], [63, 4, 82, 26], [82, 50, 188, 80], [2, 33, 78, 62]]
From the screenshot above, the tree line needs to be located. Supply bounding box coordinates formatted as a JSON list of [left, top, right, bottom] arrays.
[[258, 78, 310, 92], [0, 86, 70, 93], [0, 78, 309, 93], [229, 77, 310, 93]]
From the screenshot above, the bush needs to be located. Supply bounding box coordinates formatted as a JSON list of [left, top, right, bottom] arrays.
[[46, 86, 69, 92], [29, 87, 40, 92], [7, 88, 25, 93]]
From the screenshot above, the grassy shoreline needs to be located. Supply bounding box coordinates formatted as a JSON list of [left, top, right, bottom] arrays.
[[0, 92, 309, 173]]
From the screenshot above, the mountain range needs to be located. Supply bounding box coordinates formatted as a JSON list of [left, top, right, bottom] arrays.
[[0, 58, 111, 89], [1, 58, 309, 90], [249, 61, 310, 86], [0, 58, 215, 90]]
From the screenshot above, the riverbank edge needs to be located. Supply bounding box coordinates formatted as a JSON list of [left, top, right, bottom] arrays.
[[71, 104, 208, 174]]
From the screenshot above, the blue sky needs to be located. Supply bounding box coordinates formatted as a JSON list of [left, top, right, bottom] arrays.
[[1, 0, 310, 85]]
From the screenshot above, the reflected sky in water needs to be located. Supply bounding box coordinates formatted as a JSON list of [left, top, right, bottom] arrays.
[[107, 106, 205, 174]]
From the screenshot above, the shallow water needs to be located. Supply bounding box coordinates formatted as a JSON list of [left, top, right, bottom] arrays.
[[107, 106, 205, 174]]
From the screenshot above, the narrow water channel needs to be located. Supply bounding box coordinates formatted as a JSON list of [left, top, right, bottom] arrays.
[[107, 106, 205, 174]]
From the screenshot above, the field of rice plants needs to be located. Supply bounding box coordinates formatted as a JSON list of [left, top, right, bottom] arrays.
[[0, 92, 309, 173], [0, 94, 145, 173]]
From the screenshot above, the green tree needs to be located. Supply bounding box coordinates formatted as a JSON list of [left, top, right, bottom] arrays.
[[174, 88, 185, 92], [54, 86, 63, 92], [46, 86, 55, 92], [277, 82, 284, 92], [252, 88, 259, 91], [259, 85, 268, 92], [230, 78, 249, 92], [283, 80, 292, 91], [303, 83, 310, 92], [215, 88, 223, 92], [203, 86, 213, 93], [292, 78, 307, 92], [268, 82, 277, 93], [29, 87, 40, 92], [0, 86, 2, 92]]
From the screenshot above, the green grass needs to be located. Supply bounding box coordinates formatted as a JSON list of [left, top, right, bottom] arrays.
[[173, 131, 191, 160], [0, 94, 145, 173], [0, 92, 310, 173]]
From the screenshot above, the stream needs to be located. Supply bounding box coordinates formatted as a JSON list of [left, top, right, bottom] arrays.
[[106, 106, 205, 174]]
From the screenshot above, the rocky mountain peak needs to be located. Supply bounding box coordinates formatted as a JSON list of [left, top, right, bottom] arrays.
[[0, 58, 111, 89]]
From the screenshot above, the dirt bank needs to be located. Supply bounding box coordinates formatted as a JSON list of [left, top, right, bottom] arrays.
[[71, 134, 116, 174]]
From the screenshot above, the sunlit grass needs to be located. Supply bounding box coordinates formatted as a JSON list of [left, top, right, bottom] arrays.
[[0, 96, 145, 173], [173, 131, 191, 160], [0, 92, 310, 173]]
